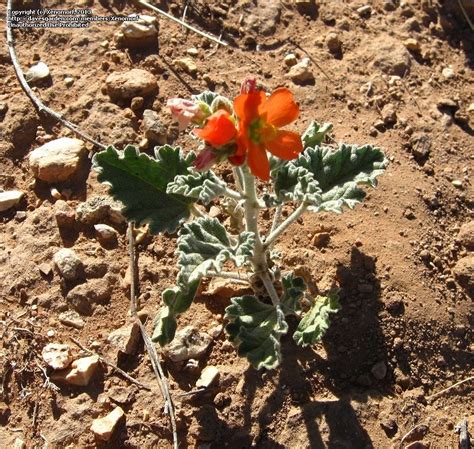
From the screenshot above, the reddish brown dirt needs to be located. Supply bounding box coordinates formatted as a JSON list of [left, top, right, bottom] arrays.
[[0, 0, 473, 448]]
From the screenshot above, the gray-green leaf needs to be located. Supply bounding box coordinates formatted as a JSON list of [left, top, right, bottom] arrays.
[[272, 144, 388, 212], [167, 170, 228, 205], [280, 273, 306, 315], [302, 121, 333, 148], [293, 292, 340, 347], [92, 145, 195, 234], [153, 218, 254, 345], [225, 296, 288, 370]]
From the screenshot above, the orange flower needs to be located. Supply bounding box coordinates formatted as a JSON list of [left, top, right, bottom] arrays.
[[233, 87, 303, 181], [193, 109, 237, 147]]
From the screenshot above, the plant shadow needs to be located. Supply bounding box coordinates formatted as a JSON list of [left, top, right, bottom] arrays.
[[189, 246, 392, 447]]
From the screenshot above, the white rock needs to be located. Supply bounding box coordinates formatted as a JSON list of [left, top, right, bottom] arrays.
[[42, 343, 73, 370], [64, 77, 74, 87], [58, 310, 85, 329], [107, 322, 141, 356], [0, 190, 24, 212], [196, 366, 220, 388], [163, 326, 212, 362], [174, 57, 198, 75], [442, 67, 455, 79], [90, 406, 125, 441], [52, 355, 99, 386], [13, 438, 26, 449], [187, 47, 199, 56], [284, 53, 298, 67], [29, 137, 86, 183], [94, 224, 117, 244], [25, 61, 50, 83], [53, 248, 83, 281], [286, 57, 314, 84], [115, 15, 158, 46]]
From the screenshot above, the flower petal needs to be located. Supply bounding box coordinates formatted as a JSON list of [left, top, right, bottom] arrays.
[[265, 130, 303, 160], [194, 110, 237, 147], [259, 87, 299, 127], [247, 142, 270, 181], [233, 91, 266, 123]]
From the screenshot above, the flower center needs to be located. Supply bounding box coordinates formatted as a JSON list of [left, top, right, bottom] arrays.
[[248, 119, 276, 144]]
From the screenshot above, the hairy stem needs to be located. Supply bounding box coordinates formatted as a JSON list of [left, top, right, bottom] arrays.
[[270, 204, 283, 235], [241, 166, 280, 306], [190, 203, 205, 218], [223, 186, 243, 201], [264, 203, 308, 249]]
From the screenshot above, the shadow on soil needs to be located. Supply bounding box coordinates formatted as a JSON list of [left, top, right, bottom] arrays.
[[188, 247, 392, 448]]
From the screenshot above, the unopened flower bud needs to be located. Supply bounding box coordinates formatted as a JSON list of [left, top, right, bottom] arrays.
[[240, 76, 258, 94], [167, 98, 205, 131]]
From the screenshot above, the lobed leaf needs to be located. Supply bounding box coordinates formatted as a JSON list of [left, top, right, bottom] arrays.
[[280, 273, 307, 315], [192, 91, 220, 107], [153, 218, 254, 345], [225, 296, 288, 370], [92, 145, 195, 234], [271, 144, 388, 212], [293, 292, 340, 347], [301, 121, 333, 148], [167, 170, 228, 205]]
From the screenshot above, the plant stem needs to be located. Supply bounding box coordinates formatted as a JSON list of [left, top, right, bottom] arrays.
[[264, 203, 308, 249], [270, 204, 283, 235], [241, 166, 280, 306], [223, 186, 243, 200], [190, 204, 205, 218]]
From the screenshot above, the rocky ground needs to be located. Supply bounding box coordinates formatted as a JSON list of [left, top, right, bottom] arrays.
[[0, 0, 473, 448]]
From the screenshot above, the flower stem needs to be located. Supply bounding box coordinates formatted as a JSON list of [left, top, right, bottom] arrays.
[[264, 203, 308, 249], [241, 165, 280, 306]]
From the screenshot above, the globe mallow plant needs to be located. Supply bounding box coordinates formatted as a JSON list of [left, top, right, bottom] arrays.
[[92, 77, 388, 370]]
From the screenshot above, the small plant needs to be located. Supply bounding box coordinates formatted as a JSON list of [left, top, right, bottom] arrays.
[[92, 78, 388, 370]]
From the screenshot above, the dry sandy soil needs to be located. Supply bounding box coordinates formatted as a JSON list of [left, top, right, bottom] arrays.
[[0, 0, 473, 448]]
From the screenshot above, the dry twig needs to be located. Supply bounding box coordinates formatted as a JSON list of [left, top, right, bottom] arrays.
[[128, 223, 178, 449], [458, 0, 474, 31], [132, 0, 227, 46], [426, 375, 474, 401], [69, 337, 152, 391], [6, 0, 106, 150]]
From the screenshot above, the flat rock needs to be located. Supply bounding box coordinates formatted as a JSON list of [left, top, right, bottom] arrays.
[[52, 355, 99, 386], [42, 343, 73, 370], [142, 109, 167, 145], [58, 310, 85, 329], [115, 15, 158, 47], [204, 278, 250, 298], [196, 366, 220, 388], [0, 190, 24, 212], [174, 57, 198, 75], [90, 406, 125, 441], [76, 196, 125, 226], [106, 69, 157, 101], [457, 221, 474, 250], [107, 322, 141, 356], [286, 57, 315, 84], [53, 248, 83, 281], [163, 326, 212, 362], [66, 278, 111, 315], [453, 256, 474, 296], [370, 37, 412, 77], [29, 138, 86, 183]]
